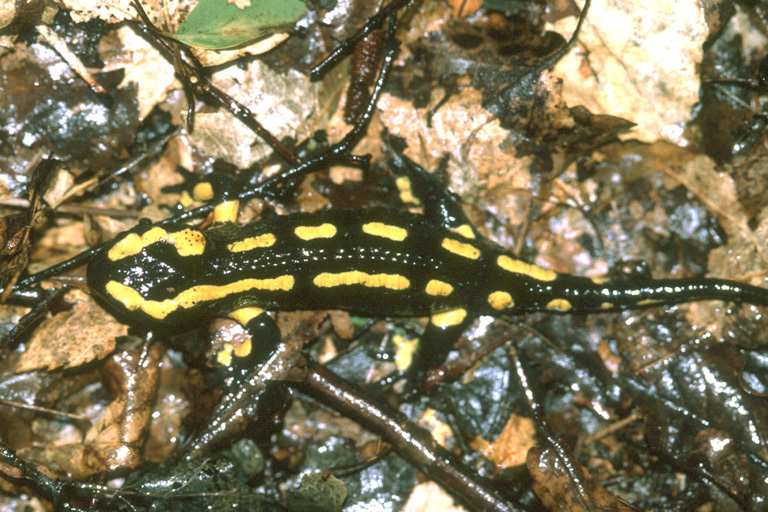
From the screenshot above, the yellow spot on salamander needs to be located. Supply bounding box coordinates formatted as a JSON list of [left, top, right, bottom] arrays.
[[108, 227, 206, 261], [294, 223, 337, 241], [497, 255, 557, 282], [601, 302, 614, 310], [217, 343, 234, 366], [488, 291, 514, 310], [591, 276, 610, 285], [425, 279, 454, 296], [431, 308, 467, 328], [180, 191, 195, 208], [396, 176, 420, 205], [193, 182, 214, 202], [451, 224, 476, 239], [217, 308, 266, 366], [313, 271, 410, 290], [227, 233, 276, 252], [106, 281, 144, 311], [230, 307, 266, 326], [362, 222, 408, 242], [441, 238, 480, 260], [214, 200, 239, 224], [234, 338, 252, 358], [546, 299, 572, 311], [392, 334, 419, 372], [105, 276, 294, 321]]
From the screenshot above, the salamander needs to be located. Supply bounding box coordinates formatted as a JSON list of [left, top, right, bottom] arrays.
[[86, 155, 768, 379]]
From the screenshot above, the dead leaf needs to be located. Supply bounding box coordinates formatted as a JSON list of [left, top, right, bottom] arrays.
[[49, 345, 162, 478], [528, 446, 646, 512], [471, 414, 537, 469], [16, 290, 127, 372], [552, 0, 706, 143]]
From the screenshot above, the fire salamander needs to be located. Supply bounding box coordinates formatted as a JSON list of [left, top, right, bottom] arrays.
[[86, 155, 768, 381]]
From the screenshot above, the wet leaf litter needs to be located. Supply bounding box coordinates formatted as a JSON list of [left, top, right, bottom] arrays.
[[0, 0, 767, 511]]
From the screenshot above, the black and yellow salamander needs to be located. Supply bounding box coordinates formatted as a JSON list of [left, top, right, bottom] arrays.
[[86, 155, 768, 380]]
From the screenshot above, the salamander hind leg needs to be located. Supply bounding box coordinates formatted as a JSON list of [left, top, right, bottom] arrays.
[[383, 308, 473, 389]]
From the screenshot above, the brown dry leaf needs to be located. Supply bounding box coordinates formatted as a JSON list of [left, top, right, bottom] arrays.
[[378, 87, 524, 204], [417, 409, 453, 448], [470, 414, 536, 469], [401, 481, 469, 512], [189, 59, 321, 168], [135, 136, 194, 207], [551, 0, 706, 143], [16, 290, 127, 372], [328, 310, 355, 339], [528, 446, 646, 512], [597, 141, 768, 279], [40, 168, 74, 209], [445, 0, 482, 18], [99, 26, 177, 121], [699, 0, 735, 38], [143, 363, 190, 462], [0, 212, 32, 294], [49, 398, 143, 478], [48, 346, 162, 478]]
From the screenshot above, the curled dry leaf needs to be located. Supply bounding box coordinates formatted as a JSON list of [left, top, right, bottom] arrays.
[[48, 345, 163, 478]]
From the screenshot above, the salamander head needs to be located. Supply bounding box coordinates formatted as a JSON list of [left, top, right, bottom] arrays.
[[87, 220, 208, 326]]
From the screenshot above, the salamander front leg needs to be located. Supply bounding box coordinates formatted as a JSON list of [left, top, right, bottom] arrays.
[[164, 170, 241, 224]]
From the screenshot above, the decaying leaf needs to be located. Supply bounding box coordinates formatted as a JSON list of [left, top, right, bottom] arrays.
[[16, 290, 127, 372], [528, 446, 645, 512], [0, 212, 33, 297], [470, 414, 537, 470], [48, 345, 162, 478]]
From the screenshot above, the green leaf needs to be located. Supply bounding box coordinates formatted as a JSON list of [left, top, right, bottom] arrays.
[[172, 0, 306, 50]]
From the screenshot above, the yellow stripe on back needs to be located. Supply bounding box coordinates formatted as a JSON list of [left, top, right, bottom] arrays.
[[106, 276, 294, 320], [294, 223, 337, 240], [392, 334, 419, 372], [441, 238, 480, 260], [213, 200, 240, 224], [497, 255, 557, 282], [362, 222, 408, 242], [192, 182, 214, 201], [425, 279, 454, 296], [108, 227, 206, 261], [313, 271, 410, 290], [227, 233, 276, 252], [230, 307, 266, 326]]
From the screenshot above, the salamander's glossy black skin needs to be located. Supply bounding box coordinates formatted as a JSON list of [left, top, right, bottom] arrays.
[[87, 208, 768, 325], [86, 155, 768, 378]]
